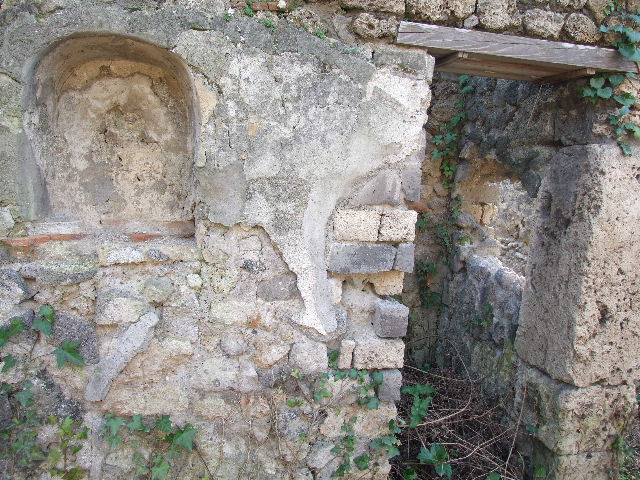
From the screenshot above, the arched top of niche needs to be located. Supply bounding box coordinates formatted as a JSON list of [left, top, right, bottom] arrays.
[[26, 34, 199, 235]]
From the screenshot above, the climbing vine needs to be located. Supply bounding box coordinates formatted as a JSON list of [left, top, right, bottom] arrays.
[[580, 1, 640, 154]]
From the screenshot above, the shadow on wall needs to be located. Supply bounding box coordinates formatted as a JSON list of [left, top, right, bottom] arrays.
[[24, 34, 199, 235]]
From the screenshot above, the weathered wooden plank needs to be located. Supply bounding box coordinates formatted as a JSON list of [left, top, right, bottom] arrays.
[[537, 68, 597, 84], [397, 22, 637, 73], [435, 52, 469, 69], [436, 52, 569, 81]]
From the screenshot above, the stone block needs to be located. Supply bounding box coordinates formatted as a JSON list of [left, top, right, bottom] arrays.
[[477, 0, 521, 30], [257, 273, 300, 301], [121, 338, 193, 382], [95, 290, 148, 325], [523, 9, 565, 39], [320, 404, 397, 438], [85, 312, 159, 401], [515, 366, 636, 455], [327, 243, 397, 274], [142, 277, 174, 304], [337, 339, 356, 369], [367, 271, 405, 295], [377, 369, 402, 402], [340, 0, 404, 15], [353, 337, 404, 369], [533, 447, 617, 480], [515, 145, 640, 387], [192, 356, 240, 391], [101, 383, 188, 417], [194, 396, 235, 420], [99, 246, 146, 266], [378, 210, 418, 242], [289, 342, 328, 374], [351, 172, 402, 207], [372, 48, 432, 82], [328, 277, 343, 305], [373, 298, 409, 338], [406, 0, 476, 22], [563, 13, 600, 43], [402, 162, 423, 202], [26, 261, 97, 286], [394, 243, 415, 273], [220, 333, 247, 357], [333, 209, 381, 242], [0, 207, 14, 236], [353, 13, 399, 39], [0, 269, 29, 304]]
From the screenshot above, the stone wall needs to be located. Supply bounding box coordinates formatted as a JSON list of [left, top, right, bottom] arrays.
[[0, 1, 432, 478], [408, 71, 640, 478]]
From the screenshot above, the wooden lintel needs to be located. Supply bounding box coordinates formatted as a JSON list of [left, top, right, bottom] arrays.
[[537, 68, 597, 84], [397, 22, 638, 81], [436, 51, 468, 69]]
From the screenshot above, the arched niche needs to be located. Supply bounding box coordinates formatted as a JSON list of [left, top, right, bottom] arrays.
[[25, 34, 198, 234]]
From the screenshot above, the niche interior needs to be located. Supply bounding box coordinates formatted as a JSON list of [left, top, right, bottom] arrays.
[[27, 34, 198, 235]]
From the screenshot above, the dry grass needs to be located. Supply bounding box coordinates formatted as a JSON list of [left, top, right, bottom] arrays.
[[390, 365, 524, 480]]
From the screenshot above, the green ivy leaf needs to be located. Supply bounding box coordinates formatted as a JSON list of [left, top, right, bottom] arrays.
[[435, 463, 453, 478], [590, 76, 606, 89], [353, 454, 371, 471], [370, 371, 384, 386], [533, 465, 548, 478], [53, 341, 85, 368], [614, 93, 637, 106], [128, 414, 145, 432], [403, 467, 418, 480], [33, 307, 56, 337], [366, 397, 380, 410], [619, 141, 633, 155], [618, 43, 640, 61], [170, 423, 197, 451], [486, 473, 501, 480], [1, 354, 16, 372], [609, 74, 626, 87], [402, 383, 436, 398], [15, 382, 34, 407], [597, 87, 613, 99], [151, 457, 170, 480], [0, 317, 26, 348], [155, 415, 173, 433]]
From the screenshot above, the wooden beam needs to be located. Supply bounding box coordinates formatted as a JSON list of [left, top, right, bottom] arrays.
[[436, 52, 468, 69], [536, 68, 597, 84], [397, 22, 638, 75]]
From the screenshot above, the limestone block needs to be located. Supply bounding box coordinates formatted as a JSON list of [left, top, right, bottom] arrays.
[[186, 273, 203, 290], [142, 277, 174, 304], [378, 210, 418, 242], [320, 404, 397, 438], [220, 333, 247, 357], [0, 269, 29, 304], [377, 369, 402, 402], [192, 356, 240, 391], [477, 0, 522, 30], [353, 338, 404, 369], [237, 359, 261, 393], [563, 13, 600, 43], [193, 395, 237, 419], [402, 163, 423, 202], [0, 207, 14, 236], [351, 172, 402, 207], [367, 271, 405, 295], [352, 13, 398, 39], [333, 209, 382, 241], [515, 367, 636, 455], [306, 442, 336, 470], [373, 298, 409, 338], [372, 47, 434, 82], [394, 243, 415, 273], [95, 290, 148, 325], [101, 383, 188, 416], [120, 338, 193, 382], [327, 243, 397, 274], [337, 339, 356, 369], [328, 277, 343, 305], [523, 9, 566, 39], [551, 0, 587, 10], [515, 145, 640, 387], [257, 273, 300, 301], [289, 342, 328, 374], [533, 448, 617, 480], [99, 246, 146, 266], [406, 0, 476, 22], [23, 261, 97, 286], [85, 312, 159, 401], [586, 0, 609, 22], [340, 0, 404, 15]]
